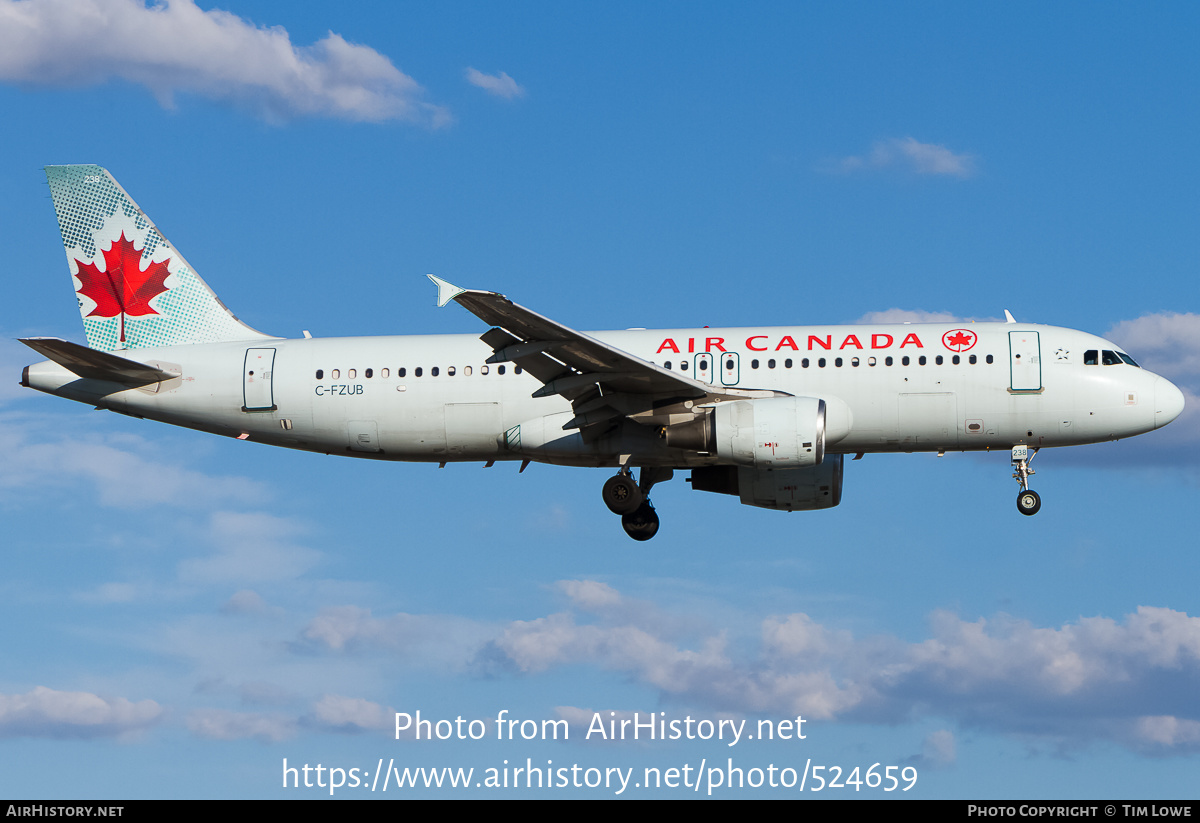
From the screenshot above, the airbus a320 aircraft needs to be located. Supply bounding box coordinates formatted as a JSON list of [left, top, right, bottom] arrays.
[[21, 166, 1185, 540]]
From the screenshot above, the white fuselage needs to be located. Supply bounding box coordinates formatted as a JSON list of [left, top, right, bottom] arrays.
[[24, 321, 1181, 468]]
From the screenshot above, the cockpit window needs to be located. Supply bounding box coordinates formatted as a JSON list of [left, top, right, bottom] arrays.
[[1117, 352, 1139, 367], [1102, 350, 1122, 365], [1084, 350, 1098, 365]]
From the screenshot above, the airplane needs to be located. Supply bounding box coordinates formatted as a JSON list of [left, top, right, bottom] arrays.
[[20, 165, 1186, 540]]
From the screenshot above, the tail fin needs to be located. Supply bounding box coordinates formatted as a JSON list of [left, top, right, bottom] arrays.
[[45, 165, 274, 351]]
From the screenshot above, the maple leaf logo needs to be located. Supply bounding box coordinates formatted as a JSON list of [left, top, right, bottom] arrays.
[[74, 232, 171, 343], [941, 329, 977, 352]]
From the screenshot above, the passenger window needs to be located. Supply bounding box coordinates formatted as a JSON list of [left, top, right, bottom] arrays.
[[515, 366, 523, 374], [415, 367, 423, 377], [851, 357, 859, 367], [918, 356, 927, 366], [432, 367, 440, 376], [885, 356, 894, 366], [751, 359, 760, 369], [785, 359, 793, 368], [448, 366, 456, 376], [664, 361, 672, 369], [381, 368, 389, 378], [315, 369, 324, 379], [398, 367, 406, 377], [481, 365, 489, 375], [365, 368, 373, 378], [802, 358, 810, 368], [902, 356, 910, 366], [986, 355, 994, 364], [935, 356, 943, 365], [969, 355, 976, 364], [818, 358, 827, 368], [768, 359, 776, 369], [835, 358, 843, 367], [681, 361, 689, 370], [498, 366, 506, 375], [952, 355, 960, 365], [332, 369, 340, 379], [348, 369, 356, 379], [867, 357, 876, 366]]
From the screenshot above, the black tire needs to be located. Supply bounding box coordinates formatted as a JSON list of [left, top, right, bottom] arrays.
[[602, 474, 643, 515], [621, 502, 660, 541], [1016, 489, 1041, 516]]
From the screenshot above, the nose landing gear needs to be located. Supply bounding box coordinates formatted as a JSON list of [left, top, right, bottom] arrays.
[[1011, 445, 1041, 516], [603, 467, 672, 540]]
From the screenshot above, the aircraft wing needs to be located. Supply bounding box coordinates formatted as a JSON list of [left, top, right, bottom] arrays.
[[428, 276, 779, 434], [20, 337, 179, 387]]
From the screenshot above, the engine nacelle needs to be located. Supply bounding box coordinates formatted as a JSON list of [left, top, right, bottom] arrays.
[[690, 455, 844, 511], [714, 396, 825, 469]]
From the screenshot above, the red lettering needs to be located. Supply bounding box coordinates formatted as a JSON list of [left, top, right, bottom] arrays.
[[840, 334, 863, 350], [899, 333, 924, 348], [688, 338, 695, 353], [871, 333, 893, 349], [746, 335, 768, 351], [657, 338, 680, 354], [775, 335, 799, 351], [705, 337, 727, 353], [808, 335, 832, 351]]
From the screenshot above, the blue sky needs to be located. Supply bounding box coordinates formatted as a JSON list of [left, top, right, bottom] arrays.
[[1, 0, 1198, 799]]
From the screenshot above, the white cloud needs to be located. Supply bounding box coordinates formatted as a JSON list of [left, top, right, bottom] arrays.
[[558, 579, 622, 611], [1105, 312, 1200, 453], [222, 589, 267, 615], [1107, 312, 1200, 384], [1134, 715, 1200, 748], [299, 605, 488, 669], [0, 411, 267, 510], [465, 67, 525, 99], [75, 582, 138, 604], [308, 694, 392, 733], [482, 581, 1200, 753], [833, 137, 975, 178], [0, 686, 161, 739], [0, 0, 449, 125], [916, 729, 957, 767], [186, 708, 294, 741], [178, 511, 320, 584], [855, 309, 964, 324]]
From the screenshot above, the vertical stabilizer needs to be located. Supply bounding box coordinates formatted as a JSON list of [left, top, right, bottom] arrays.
[[45, 165, 275, 351]]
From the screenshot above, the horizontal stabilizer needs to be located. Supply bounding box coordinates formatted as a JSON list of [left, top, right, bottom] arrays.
[[19, 337, 178, 387]]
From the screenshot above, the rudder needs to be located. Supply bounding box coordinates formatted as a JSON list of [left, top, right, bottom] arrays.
[[46, 165, 274, 351]]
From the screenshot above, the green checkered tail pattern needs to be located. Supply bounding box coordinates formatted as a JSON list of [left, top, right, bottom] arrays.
[[45, 165, 275, 352]]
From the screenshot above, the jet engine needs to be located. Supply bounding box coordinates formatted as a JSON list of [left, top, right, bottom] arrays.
[[689, 455, 844, 511], [666, 396, 832, 469]]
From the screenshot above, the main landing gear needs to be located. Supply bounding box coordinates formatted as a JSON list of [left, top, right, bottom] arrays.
[[1011, 445, 1041, 516], [602, 467, 673, 541]]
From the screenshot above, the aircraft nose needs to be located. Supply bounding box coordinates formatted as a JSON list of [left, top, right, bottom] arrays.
[[1154, 375, 1186, 429]]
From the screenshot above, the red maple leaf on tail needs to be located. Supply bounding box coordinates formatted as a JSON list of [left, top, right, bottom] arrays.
[[74, 232, 171, 343]]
